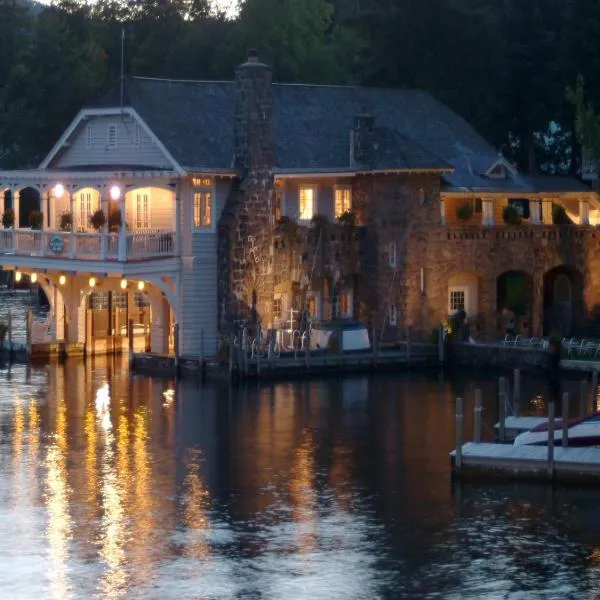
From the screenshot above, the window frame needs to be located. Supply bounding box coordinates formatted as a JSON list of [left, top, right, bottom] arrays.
[[192, 177, 215, 231], [334, 185, 352, 219], [107, 123, 118, 149], [298, 185, 316, 222], [448, 286, 468, 314], [135, 192, 150, 230]]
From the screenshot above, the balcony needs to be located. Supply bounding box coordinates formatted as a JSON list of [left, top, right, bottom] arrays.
[[0, 229, 177, 262]]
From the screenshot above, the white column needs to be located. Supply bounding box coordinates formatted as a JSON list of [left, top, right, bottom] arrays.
[[482, 198, 494, 225], [174, 190, 181, 255], [580, 199, 590, 225], [13, 190, 20, 229], [541, 199, 553, 224], [69, 192, 76, 258], [530, 199, 541, 224], [440, 199, 446, 225], [0, 189, 5, 221], [118, 193, 127, 261]]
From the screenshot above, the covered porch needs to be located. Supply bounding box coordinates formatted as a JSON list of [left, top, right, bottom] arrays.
[[0, 169, 180, 262]]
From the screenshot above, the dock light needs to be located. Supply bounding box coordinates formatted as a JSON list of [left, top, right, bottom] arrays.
[[120, 278, 127, 290], [14, 270, 22, 282], [30, 272, 38, 283], [53, 183, 64, 198], [89, 276, 97, 288], [137, 281, 145, 291], [110, 185, 121, 201], [59, 274, 66, 286]]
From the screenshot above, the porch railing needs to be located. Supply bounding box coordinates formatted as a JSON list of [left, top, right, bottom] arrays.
[[0, 228, 177, 261]]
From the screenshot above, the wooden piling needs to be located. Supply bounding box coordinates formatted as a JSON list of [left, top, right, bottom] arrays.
[[562, 392, 569, 448], [173, 323, 180, 373], [580, 379, 587, 417], [547, 401, 555, 480], [513, 368, 521, 417], [305, 330, 310, 368], [406, 326, 412, 365], [498, 376, 507, 442], [592, 370, 598, 413], [228, 339, 234, 381], [455, 396, 464, 471], [128, 318, 134, 360], [7, 308, 12, 356], [438, 324, 445, 364], [474, 389, 482, 444]]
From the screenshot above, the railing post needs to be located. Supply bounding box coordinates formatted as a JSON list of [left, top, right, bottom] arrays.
[[118, 228, 127, 261], [100, 232, 107, 260], [39, 230, 46, 257], [69, 231, 76, 259]]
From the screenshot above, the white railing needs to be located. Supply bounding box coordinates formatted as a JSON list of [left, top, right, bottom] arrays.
[[0, 228, 176, 261]]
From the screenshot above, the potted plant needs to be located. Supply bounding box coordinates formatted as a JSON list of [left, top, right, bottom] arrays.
[[552, 204, 571, 225], [456, 203, 473, 223], [28, 210, 43, 230], [2, 208, 14, 229], [337, 210, 357, 226], [59, 212, 72, 232], [502, 205, 521, 225], [90, 209, 107, 231]]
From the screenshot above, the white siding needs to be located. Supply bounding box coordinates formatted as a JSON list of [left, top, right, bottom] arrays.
[[180, 177, 231, 356], [50, 115, 173, 169]]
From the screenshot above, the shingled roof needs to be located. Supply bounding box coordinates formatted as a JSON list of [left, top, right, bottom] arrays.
[[89, 77, 503, 174]]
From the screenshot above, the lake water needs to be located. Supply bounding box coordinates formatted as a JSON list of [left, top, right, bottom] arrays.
[[0, 356, 599, 600]]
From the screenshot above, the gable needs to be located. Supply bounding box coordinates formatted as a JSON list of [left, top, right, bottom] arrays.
[[47, 113, 174, 170]]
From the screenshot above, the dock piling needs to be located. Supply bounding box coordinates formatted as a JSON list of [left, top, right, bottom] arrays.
[[498, 376, 507, 442], [407, 326, 412, 365], [562, 392, 569, 448], [513, 368, 521, 417], [7, 308, 12, 357], [580, 379, 587, 417], [438, 324, 445, 364], [455, 396, 464, 471], [547, 401, 555, 480], [592, 370, 599, 413], [474, 389, 482, 444]]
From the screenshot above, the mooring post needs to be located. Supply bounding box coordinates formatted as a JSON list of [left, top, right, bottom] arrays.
[[547, 401, 555, 480], [26, 308, 32, 353], [592, 370, 598, 413], [562, 392, 569, 448], [7, 308, 12, 357], [455, 396, 464, 472], [305, 330, 310, 368], [438, 324, 445, 364], [128, 318, 134, 360], [173, 323, 180, 374], [474, 389, 482, 444], [498, 376, 506, 442], [513, 368, 521, 417], [580, 379, 587, 417], [371, 327, 378, 369], [407, 325, 412, 366], [228, 339, 234, 381]]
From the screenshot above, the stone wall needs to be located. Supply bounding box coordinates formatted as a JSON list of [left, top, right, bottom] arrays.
[[447, 342, 552, 371]]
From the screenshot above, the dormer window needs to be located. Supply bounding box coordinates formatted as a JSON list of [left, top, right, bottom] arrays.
[[107, 124, 117, 149]]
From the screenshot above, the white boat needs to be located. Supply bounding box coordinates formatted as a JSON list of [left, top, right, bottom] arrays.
[[513, 413, 600, 447]]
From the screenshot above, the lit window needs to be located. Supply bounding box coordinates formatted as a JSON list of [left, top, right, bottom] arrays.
[[134, 292, 150, 308], [273, 298, 282, 320], [389, 304, 397, 326], [449, 289, 466, 313], [193, 188, 212, 229], [299, 187, 315, 221], [335, 187, 352, 218], [134, 124, 141, 148], [192, 177, 212, 188], [108, 124, 117, 149], [334, 292, 351, 318], [90, 291, 109, 310], [79, 191, 97, 230], [86, 123, 92, 149], [473, 198, 483, 214], [135, 193, 150, 229], [388, 241, 397, 268], [273, 190, 282, 222], [306, 295, 317, 317]]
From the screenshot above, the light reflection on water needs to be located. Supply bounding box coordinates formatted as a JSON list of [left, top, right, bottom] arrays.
[[0, 358, 599, 598]]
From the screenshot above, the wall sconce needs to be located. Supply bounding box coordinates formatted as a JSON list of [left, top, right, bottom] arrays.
[[89, 277, 97, 288], [59, 274, 66, 286], [137, 281, 145, 291], [30, 272, 38, 284], [53, 183, 65, 198], [14, 270, 22, 282], [110, 185, 121, 201], [120, 278, 127, 290]]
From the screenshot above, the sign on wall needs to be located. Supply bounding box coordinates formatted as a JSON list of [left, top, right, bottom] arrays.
[[48, 235, 65, 254]]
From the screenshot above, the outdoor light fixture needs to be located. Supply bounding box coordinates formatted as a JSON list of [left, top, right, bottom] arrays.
[[120, 278, 127, 290], [59, 274, 66, 286], [89, 277, 97, 288], [137, 281, 145, 291], [110, 185, 121, 201], [53, 183, 65, 198], [30, 272, 38, 283], [14, 271, 22, 282]]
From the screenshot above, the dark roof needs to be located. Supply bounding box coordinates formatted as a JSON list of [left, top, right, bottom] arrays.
[[89, 77, 497, 173]]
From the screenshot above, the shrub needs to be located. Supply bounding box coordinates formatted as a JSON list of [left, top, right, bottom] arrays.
[[456, 203, 473, 222], [337, 210, 357, 226], [311, 214, 330, 231], [90, 209, 107, 231], [503, 205, 521, 225], [278, 216, 301, 245], [59, 212, 72, 232], [2, 208, 14, 229], [28, 210, 43, 230], [552, 204, 571, 225]]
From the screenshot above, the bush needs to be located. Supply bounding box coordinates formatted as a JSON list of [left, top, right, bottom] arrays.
[[2, 208, 14, 229], [456, 203, 473, 222], [90, 209, 107, 231], [59, 212, 72, 232], [311, 214, 330, 230], [278, 216, 301, 245], [337, 210, 357, 226], [29, 210, 43, 230], [552, 204, 571, 225], [503, 205, 521, 225]]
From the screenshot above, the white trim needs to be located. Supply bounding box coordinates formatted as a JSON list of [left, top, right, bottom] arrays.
[[107, 123, 118, 149], [484, 157, 517, 178], [448, 286, 468, 314], [39, 107, 186, 175]]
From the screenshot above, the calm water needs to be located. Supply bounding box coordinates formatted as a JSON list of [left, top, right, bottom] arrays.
[[0, 357, 600, 599]]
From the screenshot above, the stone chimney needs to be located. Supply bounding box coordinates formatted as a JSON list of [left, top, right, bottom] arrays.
[[234, 49, 274, 174], [353, 111, 375, 162]]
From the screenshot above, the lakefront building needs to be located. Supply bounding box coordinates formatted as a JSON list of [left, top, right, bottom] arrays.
[[0, 51, 598, 356]]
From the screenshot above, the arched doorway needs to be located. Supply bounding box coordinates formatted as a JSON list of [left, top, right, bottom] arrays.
[[543, 266, 583, 336], [496, 271, 533, 335], [18, 187, 41, 228]]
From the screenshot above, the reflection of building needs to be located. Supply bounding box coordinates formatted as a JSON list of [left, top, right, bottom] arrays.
[[2, 51, 598, 356]]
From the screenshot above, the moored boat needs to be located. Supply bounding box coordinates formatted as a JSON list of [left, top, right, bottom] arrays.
[[514, 413, 600, 447]]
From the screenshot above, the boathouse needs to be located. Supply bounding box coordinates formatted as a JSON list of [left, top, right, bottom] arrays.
[[0, 51, 597, 357]]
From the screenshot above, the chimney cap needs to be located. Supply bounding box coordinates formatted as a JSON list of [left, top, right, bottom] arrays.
[[247, 49, 259, 62], [239, 49, 268, 68]]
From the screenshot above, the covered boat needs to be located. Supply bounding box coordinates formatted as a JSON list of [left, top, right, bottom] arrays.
[[513, 413, 600, 446], [310, 320, 371, 352]]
